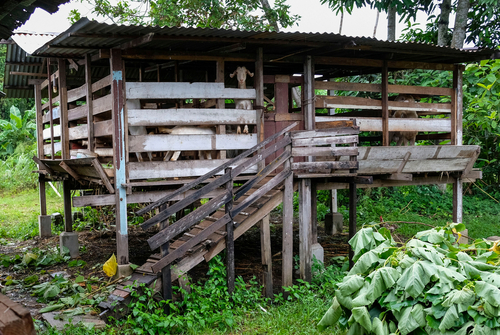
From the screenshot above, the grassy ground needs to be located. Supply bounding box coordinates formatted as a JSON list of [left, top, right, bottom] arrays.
[[0, 187, 63, 239]]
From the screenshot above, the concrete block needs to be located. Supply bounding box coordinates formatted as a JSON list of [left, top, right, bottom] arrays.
[[72, 211, 84, 221], [458, 228, 469, 245], [312, 243, 324, 264], [112, 264, 134, 280], [51, 212, 63, 227], [38, 215, 52, 238], [324, 212, 344, 235], [60, 232, 79, 258]]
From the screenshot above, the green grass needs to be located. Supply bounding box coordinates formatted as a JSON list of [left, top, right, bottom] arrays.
[[0, 187, 63, 239]]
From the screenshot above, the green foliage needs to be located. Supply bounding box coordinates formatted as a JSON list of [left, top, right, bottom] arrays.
[[0, 145, 38, 192], [0, 247, 70, 270], [71, 0, 300, 32], [318, 223, 500, 334], [0, 105, 36, 156]]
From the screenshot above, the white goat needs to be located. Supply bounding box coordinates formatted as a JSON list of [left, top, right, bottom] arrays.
[[230, 66, 254, 134], [159, 126, 215, 161]]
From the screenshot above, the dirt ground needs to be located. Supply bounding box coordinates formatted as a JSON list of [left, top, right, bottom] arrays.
[[0, 212, 350, 319]]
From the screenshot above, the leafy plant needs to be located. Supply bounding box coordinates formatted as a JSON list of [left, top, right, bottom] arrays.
[[0, 105, 36, 156], [318, 222, 500, 334]]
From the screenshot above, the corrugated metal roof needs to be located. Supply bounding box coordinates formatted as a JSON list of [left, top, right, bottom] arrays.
[[3, 33, 55, 99], [32, 18, 498, 64], [0, 0, 69, 40]]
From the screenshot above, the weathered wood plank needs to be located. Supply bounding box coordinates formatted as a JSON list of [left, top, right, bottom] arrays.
[[148, 191, 231, 250], [126, 82, 256, 100], [93, 95, 112, 115], [67, 105, 87, 122], [68, 125, 88, 140], [314, 81, 454, 96], [299, 179, 312, 282], [291, 127, 359, 139], [92, 158, 115, 194], [127, 108, 257, 126], [315, 95, 452, 113], [128, 159, 257, 180], [92, 74, 111, 92], [354, 145, 479, 160], [315, 116, 451, 132], [291, 147, 358, 157], [292, 161, 358, 171], [94, 120, 113, 137], [67, 83, 87, 103], [42, 107, 60, 123], [260, 215, 273, 297], [129, 134, 258, 152], [314, 120, 355, 129], [293, 134, 359, 147], [43, 125, 61, 139]]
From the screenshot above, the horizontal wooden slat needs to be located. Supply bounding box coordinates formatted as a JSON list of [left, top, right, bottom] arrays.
[[94, 120, 113, 137], [291, 127, 359, 139], [316, 96, 451, 113], [42, 96, 60, 110], [73, 188, 228, 207], [42, 107, 60, 123], [92, 74, 111, 92], [69, 125, 87, 140], [292, 161, 358, 171], [293, 135, 359, 147], [314, 81, 454, 96], [67, 83, 87, 103], [126, 82, 256, 100], [127, 108, 257, 126], [68, 105, 88, 122], [316, 116, 451, 132], [93, 95, 112, 115], [43, 125, 61, 139], [129, 134, 257, 152], [355, 145, 479, 161], [292, 147, 358, 157], [40, 70, 58, 90], [128, 159, 258, 180]]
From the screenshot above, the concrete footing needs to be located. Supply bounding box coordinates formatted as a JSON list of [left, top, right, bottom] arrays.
[[60, 232, 79, 258], [324, 212, 344, 235], [458, 228, 469, 245], [112, 264, 134, 280], [38, 215, 52, 238], [312, 243, 324, 264]]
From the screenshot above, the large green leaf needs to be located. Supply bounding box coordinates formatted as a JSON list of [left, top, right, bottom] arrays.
[[348, 249, 381, 275], [439, 305, 460, 332], [9, 106, 22, 129], [366, 267, 400, 302], [352, 306, 372, 332], [397, 305, 424, 335], [372, 317, 389, 335], [483, 301, 500, 317], [442, 288, 476, 312], [352, 282, 374, 307], [482, 272, 500, 286], [336, 288, 354, 310], [476, 281, 500, 307], [349, 227, 375, 261], [318, 297, 342, 330], [409, 246, 444, 266], [397, 261, 430, 298], [434, 265, 467, 285], [337, 275, 365, 295]]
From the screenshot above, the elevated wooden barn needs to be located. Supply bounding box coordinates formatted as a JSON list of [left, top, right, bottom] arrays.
[[8, 18, 497, 297]]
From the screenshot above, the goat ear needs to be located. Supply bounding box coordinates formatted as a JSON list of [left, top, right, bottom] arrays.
[[246, 69, 254, 77]]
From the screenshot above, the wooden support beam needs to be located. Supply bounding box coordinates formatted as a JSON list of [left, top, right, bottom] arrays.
[[120, 32, 154, 50], [58, 59, 69, 160], [34, 84, 44, 160], [85, 54, 94, 152], [159, 204, 172, 312], [48, 60, 54, 160], [110, 48, 129, 265], [382, 61, 389, 146], [225, 167, 235, 295], [260, 215, 273, 298], [9, 71, 47, 77], [311, 180, 317, 243], [453, 178, 462, 224], [63, 180, 73, 232], [299, 178, 312, 282], [92, 158, 114, 194], [39, 175, 47, 216], [216, 60, 226, 160], [59, 161, 83, 184], [282, 145, 294, 292], [255, 47, 265, 170]]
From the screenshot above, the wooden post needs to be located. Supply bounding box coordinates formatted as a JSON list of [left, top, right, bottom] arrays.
[[63, 180, 72, 232], [452, 64, 464, 223], [39, 175, 47, 216], [331, 189, 338, 213], [216, 60, 226, 160], [382, 61, 389, 146], [85, 54, 94, 152], [303, 55, 315, 133], [58, 59, 69, 160], [47, 60, 54, 159], [255, 48, 265, 170], [110, 49, 129, 265], [35, 83, 47, 216], [348, 181, 357, 268], [260, 214, 273, 298], [299, 178, 312, 282], [159, 204, 172, 313], [282, 143, 294, 291], [225, 167, 235, 294]]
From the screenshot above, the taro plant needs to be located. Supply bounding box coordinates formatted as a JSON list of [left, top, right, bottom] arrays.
[[0, 105, 36, 156], [318, 222, 500, 334]]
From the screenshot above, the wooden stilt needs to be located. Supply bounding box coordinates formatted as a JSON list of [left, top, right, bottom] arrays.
[[299, 178, 312, 282], [39, 175, 47, 216], [110, 48, 129, 265], [85, 54, 94, 152], [331, 189, 338, 213], [63, 180, 72, 232], [58, 59, 69, 160], [260, 215, 273, 298], [282, 144, 294, 292], [311, 180, 317, 243], [216, 60, 226, 160], [348, 181, 357, 269], [453, 178, 463, 223], [452, 65, 464, 224], [159, 203, 172, 314], [225, 167, 235, 295], [382, 60, 389, 146], [255, 48, 265, 171]]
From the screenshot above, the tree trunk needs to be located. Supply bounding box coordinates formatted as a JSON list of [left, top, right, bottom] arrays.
[[451, 0, 471, 49], [387, 6, 396, 41], [339, 11, 344, 34], [260, 0, 280, 32], [437, 0, 452, 46], [373, 10, 380, 38]]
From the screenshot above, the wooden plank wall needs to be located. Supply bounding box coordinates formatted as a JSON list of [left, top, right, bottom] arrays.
[[39, 56, 113, 160], [125, 81, 259, 180]]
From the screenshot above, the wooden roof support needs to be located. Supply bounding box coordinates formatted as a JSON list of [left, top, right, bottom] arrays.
[[58, 58, 69, 160], [47, 59, 55, 160], [85, 54, 94, 152], [382, 61, 389, 146]]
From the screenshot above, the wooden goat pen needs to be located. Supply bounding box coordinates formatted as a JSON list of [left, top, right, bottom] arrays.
[[10, 18, 496, 295]]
